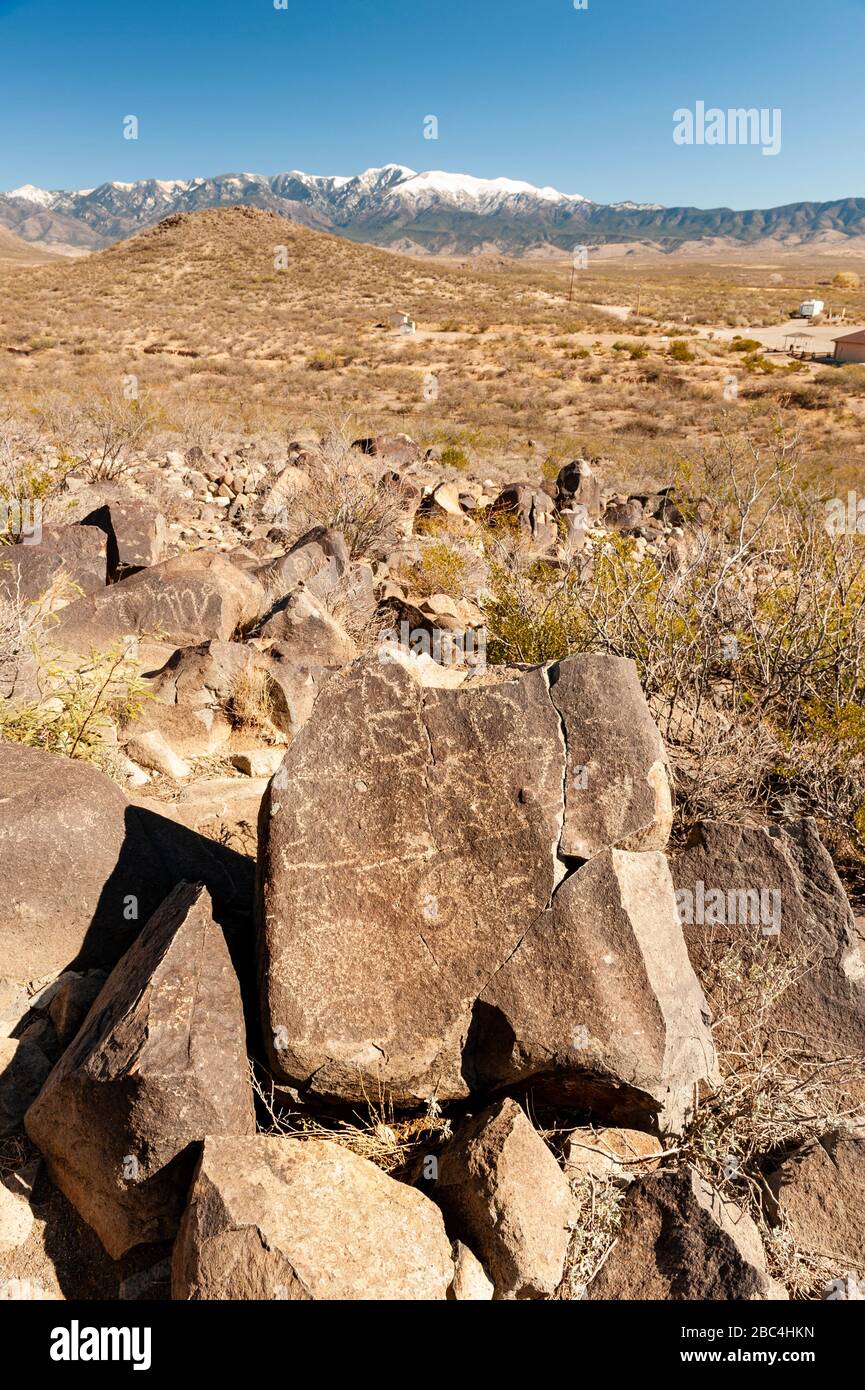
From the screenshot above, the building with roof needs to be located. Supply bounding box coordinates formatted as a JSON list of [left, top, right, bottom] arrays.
[[833, 329, 865, 364]]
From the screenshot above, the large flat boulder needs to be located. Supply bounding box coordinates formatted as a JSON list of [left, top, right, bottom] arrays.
[[589, 1169, 787, 1301], [258, 657, 564, 1106], [51, 551, 265, 652], [258, 655, 710, 1121], [25, 883, 255, 1259], [172, 1135, 454, 1300]]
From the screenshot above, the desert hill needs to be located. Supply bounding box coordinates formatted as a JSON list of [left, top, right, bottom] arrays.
[[0, 224, 63, 264], [0, 204, 563, 364]]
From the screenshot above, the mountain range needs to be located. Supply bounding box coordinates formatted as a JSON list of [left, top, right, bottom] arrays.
[[2, 165, 865, 257]]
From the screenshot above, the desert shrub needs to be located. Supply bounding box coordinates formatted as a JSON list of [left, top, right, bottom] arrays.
[[0, 640, 148, 763], [776, 384, 832, 410], [484, 428, 865, 853], [165, 399, 230, 454], [401, 541, 467, 599], [542, 453, 565, 482], [557, 1171, 626, 1301], [440, 443, 469, 470], [668, 340, 696, 363], [307, 345, 358, 371], [612, 340, 648, 361], [729, 337, 762, 353], [741, 351, 777, 374], [34, 384, 159, 481], [0, 414, 70, 533], [814, 365, 865, 396], [832, 271, 861, 290], [289, 422, 410, 560]]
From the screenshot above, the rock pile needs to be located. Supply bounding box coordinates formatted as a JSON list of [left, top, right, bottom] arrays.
[[0, 431, 861, 1302]]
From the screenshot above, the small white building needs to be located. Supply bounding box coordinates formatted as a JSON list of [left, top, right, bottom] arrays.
[[833, 329, 865, 365], [798, 299, 824, 319]]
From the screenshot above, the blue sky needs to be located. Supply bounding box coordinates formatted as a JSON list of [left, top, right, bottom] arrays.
[[1, 0, 862, 208]]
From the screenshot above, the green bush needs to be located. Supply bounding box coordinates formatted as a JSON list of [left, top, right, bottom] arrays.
[[440, 443, 469, 470], [668, 340, 696, 363]]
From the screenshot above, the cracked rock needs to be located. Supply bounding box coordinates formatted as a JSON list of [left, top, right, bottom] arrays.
[[471, 849, 717, 1130], [257, 654, 713, 1121], [258, 657, 563, 1106], [549, 655, 673, 859]]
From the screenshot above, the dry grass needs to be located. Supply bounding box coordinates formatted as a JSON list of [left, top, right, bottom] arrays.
[[250, 1064, 452, 1179], [556, 1172, 626, 1300], [227, 666, 282, 742]]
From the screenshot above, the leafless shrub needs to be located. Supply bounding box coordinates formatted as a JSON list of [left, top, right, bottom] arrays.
[[291, 420, 411, 560], [162, 398, 230, 456], [35, 383, 159, 482]]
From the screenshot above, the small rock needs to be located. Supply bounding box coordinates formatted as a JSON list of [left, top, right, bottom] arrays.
[[450, 1242, 494, 1301], [231, 749, 285, 778], [125, 730, 192, 780], [435, 1098, 575, 1300], [563, 1127, 664, 1184]]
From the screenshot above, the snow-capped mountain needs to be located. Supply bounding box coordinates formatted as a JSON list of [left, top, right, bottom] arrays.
[[2, 166, 864, 256], [0, 165, 600, 253], [3, 165, 589, 225]]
